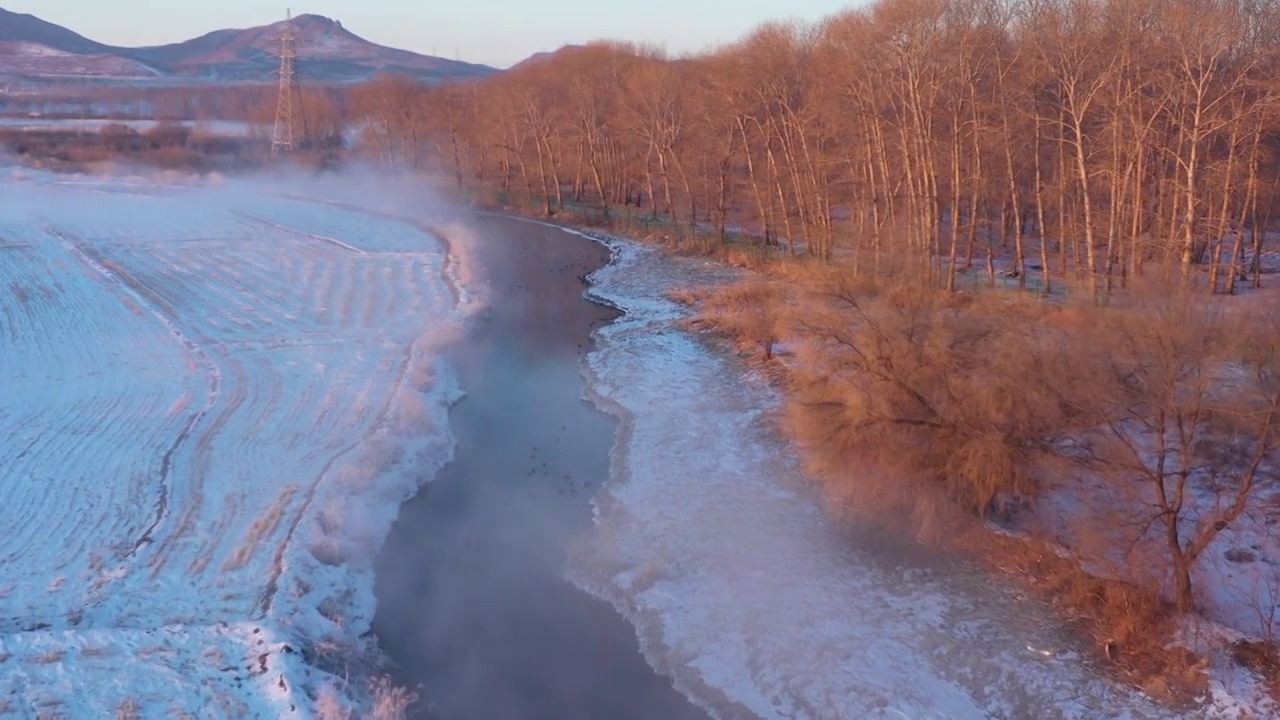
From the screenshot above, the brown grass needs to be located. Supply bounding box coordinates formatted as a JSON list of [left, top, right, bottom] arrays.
[[315, 683, 354, 720], [1233, 639, 1280, 700], [959, 528, 1209, 706], [30, 649, 63, 664], [681, 278, 783, 361], [221, 486, 298, 573], [368, 676, 417, 720], [115, 698, 139, 720]]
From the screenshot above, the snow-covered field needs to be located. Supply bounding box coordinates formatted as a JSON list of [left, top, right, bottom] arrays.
[[571, 231, 1270, 719], [0, 170, 467, 717]]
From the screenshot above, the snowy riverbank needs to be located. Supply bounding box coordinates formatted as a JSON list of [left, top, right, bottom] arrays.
[[568, 229, 1265, 719]]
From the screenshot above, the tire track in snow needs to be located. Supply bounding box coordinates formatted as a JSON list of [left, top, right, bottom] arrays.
[[43, 225, 221, 560], [145, 337, 246, 580], [235, 213, 369, 256]]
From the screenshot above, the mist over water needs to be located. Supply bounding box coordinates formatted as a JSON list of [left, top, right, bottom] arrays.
[[372, 215, 707, 719]]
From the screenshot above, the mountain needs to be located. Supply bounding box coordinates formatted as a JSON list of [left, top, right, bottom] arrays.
[[0, 7, 161, 82], [0, 8, 495, 87], [0, 7, 113, 55], [126, 15, 494, 83]]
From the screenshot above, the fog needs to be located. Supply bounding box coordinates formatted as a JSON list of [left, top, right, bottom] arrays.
[[371, 212, 709, 719]]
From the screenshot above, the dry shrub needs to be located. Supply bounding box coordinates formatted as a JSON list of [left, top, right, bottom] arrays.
[[717, 244, 775, 270], [687, 278, 783, 360], [333, 463, 376, 495], [666, 288, 706, 306], [315, 683, 354, 720], [1232, 639, 1280, 701], [369, 677, 417, 720], [964, 529, 1209, 707], [115, 697, 140, 720], [781, 268, 1078, 528], [359, 433, 404, 476]]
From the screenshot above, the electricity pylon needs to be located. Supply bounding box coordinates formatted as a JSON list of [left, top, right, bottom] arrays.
[[271, 9, 296, 157]]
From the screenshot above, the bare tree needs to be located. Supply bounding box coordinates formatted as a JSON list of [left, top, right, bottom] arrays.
[[1078, 291, 1280, 610]]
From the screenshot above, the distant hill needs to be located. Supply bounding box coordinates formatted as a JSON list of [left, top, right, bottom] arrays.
[[0, 8, 496, 87], [0, 7, 113, 55]]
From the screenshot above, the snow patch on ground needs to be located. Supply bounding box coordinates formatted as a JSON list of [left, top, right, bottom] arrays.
[[0, 170, 471, 717], [568, 230, 1254, 719], [1036, 473, 1280, 715]]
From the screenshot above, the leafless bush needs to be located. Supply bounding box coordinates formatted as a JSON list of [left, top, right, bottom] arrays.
[[303, 632, 381, 683], [333, 464, 376, 495], [691, 278, 783, 360], [115, 697, 140, 720], [368, 676, 417, 720], [778, 268, 1081, 534], [315, 682, 354, 720], [318, 593, 349, 629], [1232, 638, 1280, 700], [1230, 567, 1280, 700]]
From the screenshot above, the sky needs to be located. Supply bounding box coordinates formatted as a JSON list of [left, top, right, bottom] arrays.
[[5, 0, 859, 68]]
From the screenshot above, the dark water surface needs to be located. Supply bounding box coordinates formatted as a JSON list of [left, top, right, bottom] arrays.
[[372, 215, 709, 720]]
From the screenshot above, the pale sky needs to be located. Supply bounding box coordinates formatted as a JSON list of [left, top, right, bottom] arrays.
[[5, 0, 859, 68]]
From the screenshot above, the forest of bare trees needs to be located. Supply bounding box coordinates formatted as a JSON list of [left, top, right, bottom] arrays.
[[351, 0, 1280, 302]]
